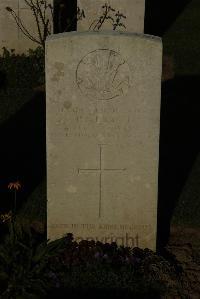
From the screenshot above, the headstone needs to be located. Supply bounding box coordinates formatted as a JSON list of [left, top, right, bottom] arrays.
[[0, 0, 53, 54], [46, 31, 162, 250], [77, 0, 145, 33]]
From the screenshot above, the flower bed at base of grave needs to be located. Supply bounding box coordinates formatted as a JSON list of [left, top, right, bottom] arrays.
[[0, 221, 185, 299]]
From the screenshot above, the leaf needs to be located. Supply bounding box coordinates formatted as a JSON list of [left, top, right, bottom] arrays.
[[32, 244, 48, 264], [0, 271, 8, 282], [0, 249, 12, 265]]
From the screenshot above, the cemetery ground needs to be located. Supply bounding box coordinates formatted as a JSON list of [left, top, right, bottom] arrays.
[[0, 48, 199, 298]]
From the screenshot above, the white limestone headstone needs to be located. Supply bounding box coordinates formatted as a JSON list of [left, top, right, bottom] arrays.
[[77, 0, 145, 33], [46, 31, 162, 250], [0, 0, 53, 54]]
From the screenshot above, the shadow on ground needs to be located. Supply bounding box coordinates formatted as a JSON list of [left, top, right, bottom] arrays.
[[157, 75, 200, 249]]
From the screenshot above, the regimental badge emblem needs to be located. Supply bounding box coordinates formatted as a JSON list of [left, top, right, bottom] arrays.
[[76, 49, 131, 101]]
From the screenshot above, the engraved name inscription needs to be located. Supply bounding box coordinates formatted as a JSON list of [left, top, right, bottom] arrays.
[[63, 106, 134, 139]]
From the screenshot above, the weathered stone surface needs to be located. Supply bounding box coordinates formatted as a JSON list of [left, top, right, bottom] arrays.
[[77, 0, 145, 33], [46, 31, 162, 250]]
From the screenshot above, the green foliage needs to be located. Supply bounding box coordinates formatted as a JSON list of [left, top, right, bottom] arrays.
[[0, 222, 183, 298], [50, 236, 182, 298], [0, 47, 45, 90], [0, 47, 45, 124], [0, 221, 67, 298]]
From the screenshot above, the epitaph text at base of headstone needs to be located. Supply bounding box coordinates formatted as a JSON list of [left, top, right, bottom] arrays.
[[46, 32, 162, 250]]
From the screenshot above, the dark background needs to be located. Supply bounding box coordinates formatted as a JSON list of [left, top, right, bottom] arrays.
[[54, 0, 192, 37]]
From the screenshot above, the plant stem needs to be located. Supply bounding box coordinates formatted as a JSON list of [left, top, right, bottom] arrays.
[[14, 189, 17, 217]]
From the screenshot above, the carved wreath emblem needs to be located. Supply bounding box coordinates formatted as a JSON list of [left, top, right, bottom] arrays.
[[76, 49, 131, 100]]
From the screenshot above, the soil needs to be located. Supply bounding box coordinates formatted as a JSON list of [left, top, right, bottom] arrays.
[[165, 225, 200, 298]]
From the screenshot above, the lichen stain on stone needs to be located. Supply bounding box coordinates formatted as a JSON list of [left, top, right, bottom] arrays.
[[67, 185, 77, 193], [51, 62, 65, 82], [63, 100, 72, 110]]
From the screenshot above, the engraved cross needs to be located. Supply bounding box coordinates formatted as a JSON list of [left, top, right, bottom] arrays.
[[78, 144, 126, 218]]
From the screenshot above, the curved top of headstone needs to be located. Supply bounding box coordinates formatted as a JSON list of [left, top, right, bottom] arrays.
[[46, 31, 161, 43]]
